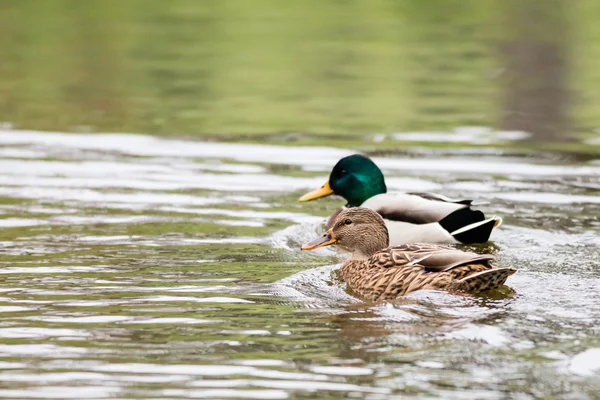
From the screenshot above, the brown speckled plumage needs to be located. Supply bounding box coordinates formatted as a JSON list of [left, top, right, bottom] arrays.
[[302, 208, 516, 301], [338, 243, 510, 300]]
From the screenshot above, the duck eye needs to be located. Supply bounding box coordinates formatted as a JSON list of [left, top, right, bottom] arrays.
[[340, 169, 347, 175], [344, 219, 352, 225]]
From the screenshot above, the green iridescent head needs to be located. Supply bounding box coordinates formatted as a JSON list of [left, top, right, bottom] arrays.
[[299, 154, 387, 207]]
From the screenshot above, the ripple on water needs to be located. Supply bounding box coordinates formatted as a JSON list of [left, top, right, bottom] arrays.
[[0, 328, 91, 339], [1, 130, 600, 399], [566, 348, 600, 376]]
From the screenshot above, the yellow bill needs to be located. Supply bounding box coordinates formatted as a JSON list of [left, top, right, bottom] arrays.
[[301, 229, 337, 250], [299, 181, 334, 202]]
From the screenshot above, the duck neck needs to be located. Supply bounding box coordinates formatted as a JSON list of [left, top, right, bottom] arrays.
[[338, 221, 390, 282], [350, 233, 389, 260], [352, 223, 390, 261], [351, 250, 372, 261]]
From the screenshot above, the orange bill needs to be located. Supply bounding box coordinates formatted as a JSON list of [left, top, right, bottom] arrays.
[[301, 229, 336, 250], [298, 181, 334, 202]]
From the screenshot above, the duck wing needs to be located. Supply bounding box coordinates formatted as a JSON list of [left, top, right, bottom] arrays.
[[406, 192, 476, 206], [366, 244, 502, 299], [371, 243, 495, 272], [362, 193, 470, 225]]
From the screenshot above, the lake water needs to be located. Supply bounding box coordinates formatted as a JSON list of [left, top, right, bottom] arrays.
[[2, 1, 600, 398], [0, 130, 599, 399], [2, 0, 600, 144]]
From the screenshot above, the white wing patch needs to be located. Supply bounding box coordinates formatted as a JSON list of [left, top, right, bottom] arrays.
[[362, 193, 466, 224]]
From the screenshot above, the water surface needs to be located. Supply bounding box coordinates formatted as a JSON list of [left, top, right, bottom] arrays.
[[2, 0, 600, 144], [3, 1, 600, 398], [0, 130, 599, 399]]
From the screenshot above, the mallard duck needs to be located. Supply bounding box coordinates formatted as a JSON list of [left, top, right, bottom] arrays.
[[301, 207, 515, 300], [299, 154, 501, 245]]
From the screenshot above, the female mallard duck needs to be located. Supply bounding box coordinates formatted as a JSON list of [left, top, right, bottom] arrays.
[[301, 207, 515, 300], [299, 154, 501, 246]]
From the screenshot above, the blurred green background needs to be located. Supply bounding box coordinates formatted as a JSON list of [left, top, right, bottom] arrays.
[[1, 0, 599, 145]]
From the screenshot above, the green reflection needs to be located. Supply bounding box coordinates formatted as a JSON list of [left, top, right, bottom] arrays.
[[1, 0, 599, 141]]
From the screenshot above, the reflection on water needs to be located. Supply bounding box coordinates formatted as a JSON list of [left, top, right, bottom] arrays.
[[0, 130, 600, 398], [1, 1, 600, 142]]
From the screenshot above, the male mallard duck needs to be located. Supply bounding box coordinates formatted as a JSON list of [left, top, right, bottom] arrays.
[[301, 207, 515, 300], [299, 154, 502, 245]]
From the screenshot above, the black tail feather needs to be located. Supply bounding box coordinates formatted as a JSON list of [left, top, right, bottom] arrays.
[[438, 208, 485, 233], [438, 208, 497, 244]]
